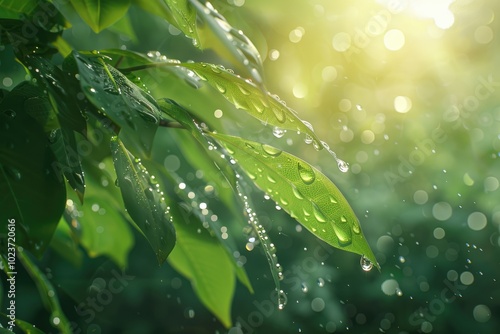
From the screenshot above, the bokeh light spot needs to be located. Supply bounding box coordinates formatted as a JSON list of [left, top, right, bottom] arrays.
[[384, 29, 405, 51]]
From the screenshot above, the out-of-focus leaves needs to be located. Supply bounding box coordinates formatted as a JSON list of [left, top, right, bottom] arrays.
[[18, 251, 71, 333], [132, 0, 175, 23], [111, 137, 176, 264], [168, 204, 236, 328], [0, 83, 66, 257], [210, 133, 379, 268], [69, 0, 131, 33]]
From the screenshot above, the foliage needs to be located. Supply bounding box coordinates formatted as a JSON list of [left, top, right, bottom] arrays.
[[0, 0, 378, 332]]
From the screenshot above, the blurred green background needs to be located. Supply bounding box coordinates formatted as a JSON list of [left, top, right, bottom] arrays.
[[2, 0, 500, 333]]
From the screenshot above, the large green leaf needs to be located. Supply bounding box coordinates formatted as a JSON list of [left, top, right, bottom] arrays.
[[18, 251, 71, 333], [210, 133, 379, 269], [0, 83, 66, 256], [69, 0, 131, 33], [168, 204, 236, 328], [70, 51, 160, 159], [111, 137, 175, 264], [182, 62, 323, 148], [189, 0, 264, 84]]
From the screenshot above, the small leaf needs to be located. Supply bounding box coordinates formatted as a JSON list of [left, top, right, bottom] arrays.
[[18, 251, 72, 333], [189, 0, 264, 84], [0, 84, 66, 257], [163, 0, 199, 46], [69, 0, 131, 33], [111, 137, 176, 264], [210, 133, 379, 268], [70, 51, 160, 158], [168, 205, 236, 328], [182, 62, 323, 147]]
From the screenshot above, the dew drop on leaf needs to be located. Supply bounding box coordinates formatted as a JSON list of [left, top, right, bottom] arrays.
[[272, 107, 286, 123], [360, 255, 374, 272], [262, 143, 282, 156], [312, 203, 327, 223], [291, 184, 305, 199], [298, 163, 315, 185]]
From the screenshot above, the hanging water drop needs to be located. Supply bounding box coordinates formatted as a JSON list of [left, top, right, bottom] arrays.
[[337, 159, 349, 172], [278, 290, 287, 310], [360, 255, 373, 272], [312, 203, 327, 223]]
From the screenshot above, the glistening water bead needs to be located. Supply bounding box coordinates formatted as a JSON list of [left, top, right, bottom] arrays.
[[360, 255, 373, 272]]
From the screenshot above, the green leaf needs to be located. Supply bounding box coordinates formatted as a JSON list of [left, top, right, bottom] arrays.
[[163, 0, 199, 46], [131, 0, 176, 25], [0, 83, 66, 256], [69, 0, 131, 33], [70, 51, 160, 159], [182, 62, 323, 148], [210, 133, 380, 269], [0, 313, 47, 333], [0, 0, 38, 18], [20, 56, 87, 199], [73, 157, 134, 268], [189, 0, 264, 84], [168, 205, 236, 328], [111, 137, 176, 264], [18, 251, 71, 333], [158, 98, 237, 189]]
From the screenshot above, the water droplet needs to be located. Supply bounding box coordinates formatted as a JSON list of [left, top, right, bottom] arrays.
[[267, 175, 277, 184], [292, 184, 304, 199], [301, 282, 308, 293], [304, 134, 313, 144], [48, 129, 59, 143], [278, 290, 287, 310], [330, 196, 338, 204], [337, 159, 349, 172], [360, 255, 373, 272], [333, 218, 352, 246], [317, 277, 325, 287], [272, 127, 286, 138], [237, 84, 251, 95], [312, 203, 327, 223], [352, 221, 361, 234], [280, 197, 289, 206], [215, 83, 226, 93], [262, 144, 282, 156], [298, 163, 315, 185], [272, 107, 286, 123]]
